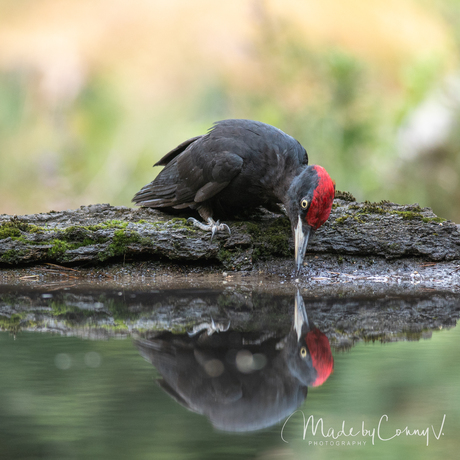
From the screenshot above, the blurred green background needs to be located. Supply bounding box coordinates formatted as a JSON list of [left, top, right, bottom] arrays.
[[1, 0, 460, 221]]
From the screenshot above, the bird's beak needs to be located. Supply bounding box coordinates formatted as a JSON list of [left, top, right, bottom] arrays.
[[294, 215, 313, 274], [294, 290, 310, 341]]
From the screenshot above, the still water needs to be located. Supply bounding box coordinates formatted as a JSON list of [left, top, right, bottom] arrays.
[[0, 287, 459, 460]]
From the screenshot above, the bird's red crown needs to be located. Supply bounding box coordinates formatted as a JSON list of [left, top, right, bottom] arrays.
[[306, 328, 334, 387], [306, 166, 335, 230]]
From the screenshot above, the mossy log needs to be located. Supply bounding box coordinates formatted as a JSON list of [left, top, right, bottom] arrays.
[[0, 193, 459, 270]]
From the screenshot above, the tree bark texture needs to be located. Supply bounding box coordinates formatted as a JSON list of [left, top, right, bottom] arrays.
[[1, 194, 458, 270]]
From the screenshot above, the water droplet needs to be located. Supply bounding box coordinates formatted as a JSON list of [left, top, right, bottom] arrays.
[[84, 351, 102, 368], [204, 359, 224, 377], [55, 353, 71, 370]]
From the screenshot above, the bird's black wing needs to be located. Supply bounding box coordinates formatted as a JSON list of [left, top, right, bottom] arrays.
[[133, 135, 244, 209], [133, 119, 307, 210], [154, 135, 202, 166], [175, 147, 243, 204]]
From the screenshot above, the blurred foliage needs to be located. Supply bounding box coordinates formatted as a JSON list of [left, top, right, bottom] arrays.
[[0, 0, 460, 221], [394, 0, 460, 221], [226, 21, 388, 202]]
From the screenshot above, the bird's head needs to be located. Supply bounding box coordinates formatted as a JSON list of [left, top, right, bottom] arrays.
[[286, 165, 335, 272], [286, 291, 334, 387]]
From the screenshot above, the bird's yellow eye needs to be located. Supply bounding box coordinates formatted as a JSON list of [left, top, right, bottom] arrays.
[[300, 347, 307, 358], [301, 199, 308, 209]]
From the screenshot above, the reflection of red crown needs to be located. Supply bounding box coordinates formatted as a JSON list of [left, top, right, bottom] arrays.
[[306, 328, 334, 387]]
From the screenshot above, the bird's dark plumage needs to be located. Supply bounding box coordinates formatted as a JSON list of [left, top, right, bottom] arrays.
[[133, 119, 335, 271], [135, 292, 334, 432], [134, 119, 308, 217]]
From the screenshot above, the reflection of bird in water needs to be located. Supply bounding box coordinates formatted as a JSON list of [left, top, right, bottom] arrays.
[[132, 119, 335, 272], [135, 292, 334, 432]]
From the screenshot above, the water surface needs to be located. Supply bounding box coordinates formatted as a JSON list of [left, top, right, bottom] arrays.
[[0, 287, 459, 460]]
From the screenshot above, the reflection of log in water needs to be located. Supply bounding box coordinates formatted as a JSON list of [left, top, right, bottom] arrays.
[[0, 286, 458, 348], [0, 195, 459, 270], [135, 293, 334, 432]]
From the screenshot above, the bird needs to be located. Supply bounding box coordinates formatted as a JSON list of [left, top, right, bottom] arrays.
[[135, 291, 334, 432], [132, 119, 335, 272]]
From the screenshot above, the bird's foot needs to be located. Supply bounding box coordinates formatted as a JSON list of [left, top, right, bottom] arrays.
[[187, 217, 231, 242], [188, 317, 231, 337]]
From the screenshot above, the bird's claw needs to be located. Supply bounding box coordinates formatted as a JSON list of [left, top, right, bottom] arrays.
[[210, 220, 231, 242], [187, 217, 209, 231], [217, 221, 231, 234], [211, 222, 218, 243], [188, 318, 231, 337], [187, 217, 231, 242]]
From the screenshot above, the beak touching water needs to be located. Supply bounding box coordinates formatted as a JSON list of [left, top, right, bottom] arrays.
[[294, 290, 310, 341], [294, 215, 313, 274]]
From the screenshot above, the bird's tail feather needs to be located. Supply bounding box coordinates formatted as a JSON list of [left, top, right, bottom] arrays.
[[132, 162, 180, 206]]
